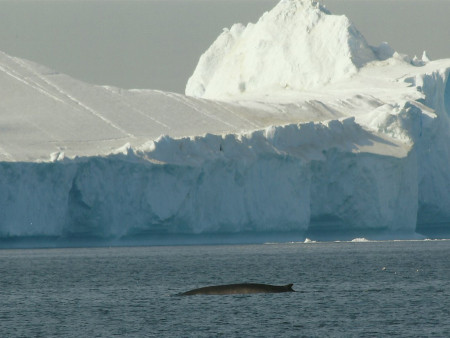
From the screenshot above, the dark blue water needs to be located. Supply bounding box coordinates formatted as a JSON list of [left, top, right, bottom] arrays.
[[1, 240, 450, 337]]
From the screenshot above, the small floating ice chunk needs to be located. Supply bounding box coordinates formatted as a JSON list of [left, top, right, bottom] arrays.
[[351, 237, 369, 242]]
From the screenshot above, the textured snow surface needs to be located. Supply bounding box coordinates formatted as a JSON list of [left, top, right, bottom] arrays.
[[1, 0, 450, 243], [186, 0, 381, 99]]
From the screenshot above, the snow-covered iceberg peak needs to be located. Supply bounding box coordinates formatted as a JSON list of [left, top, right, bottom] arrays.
[[186, 0, 379, 99]]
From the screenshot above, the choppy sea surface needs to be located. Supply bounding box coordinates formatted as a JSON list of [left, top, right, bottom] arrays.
[[1, 240, 450, 337]]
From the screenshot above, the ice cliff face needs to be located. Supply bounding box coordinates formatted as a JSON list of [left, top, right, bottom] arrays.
[[0, 119, 416, 240], [403, 69, 450, 232], [1, 0, 450, 245]]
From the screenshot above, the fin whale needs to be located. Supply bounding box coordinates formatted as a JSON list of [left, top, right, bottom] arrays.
[[180, 283, 295, 295]]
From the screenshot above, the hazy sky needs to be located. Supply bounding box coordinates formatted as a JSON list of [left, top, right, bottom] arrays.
[[1, 0, 449, 93]]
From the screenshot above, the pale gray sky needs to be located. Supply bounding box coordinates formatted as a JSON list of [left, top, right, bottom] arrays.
[[1, 0, 449, 93]]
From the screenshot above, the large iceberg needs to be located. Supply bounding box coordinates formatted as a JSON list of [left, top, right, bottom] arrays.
[[1, 0, 450, 245], [186, 0, 378, 98]]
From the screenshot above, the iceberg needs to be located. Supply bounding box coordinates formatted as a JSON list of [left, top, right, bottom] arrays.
[[1, 0, 450, 245]]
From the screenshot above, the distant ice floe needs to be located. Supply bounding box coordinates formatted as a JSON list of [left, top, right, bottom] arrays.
[[351, 238, 370, 243]]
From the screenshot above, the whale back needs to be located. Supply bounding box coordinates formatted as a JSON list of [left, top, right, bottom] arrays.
[[180, 283, 295, 296]]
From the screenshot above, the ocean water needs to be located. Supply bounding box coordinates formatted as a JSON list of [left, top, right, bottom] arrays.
[[1, 240, 450, 337]]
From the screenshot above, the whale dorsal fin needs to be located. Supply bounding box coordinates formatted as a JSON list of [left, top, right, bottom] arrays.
[[286, 283, 294, 291]]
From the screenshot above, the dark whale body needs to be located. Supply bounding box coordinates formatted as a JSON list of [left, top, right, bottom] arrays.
[[180, 283, 295, 296]]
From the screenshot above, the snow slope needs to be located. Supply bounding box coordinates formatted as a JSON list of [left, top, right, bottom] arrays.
[[1, 0, 450, 244]]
